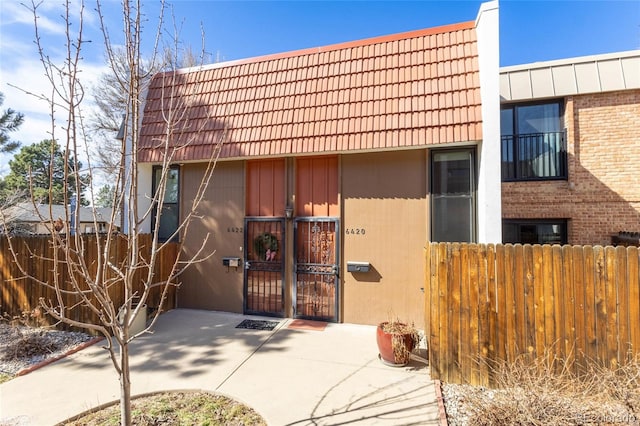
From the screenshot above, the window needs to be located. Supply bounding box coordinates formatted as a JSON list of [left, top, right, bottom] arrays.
[[152, 165, 180, 241], [503, 219, 567, 245], [501, 101, 567, 181], [431, 149, 476, 242]]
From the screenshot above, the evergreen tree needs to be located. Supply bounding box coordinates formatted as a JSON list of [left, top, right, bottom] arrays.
[[95, 184, 115, 208], [1, 139, 89, 205], [0, 92, 24, 154]]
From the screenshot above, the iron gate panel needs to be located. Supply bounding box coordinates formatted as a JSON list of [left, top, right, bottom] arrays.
[[244, 218, 285, 317], [294, 218, 339, 322]]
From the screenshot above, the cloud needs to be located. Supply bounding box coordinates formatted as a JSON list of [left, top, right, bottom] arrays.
[[1, 0, 158, 188], [0, 36, 108, 182], [1, 0, 107, 151], [0, 0, 102, 71], [1, 1, 98, 34], [3, 58, 107, 141], [0, 2, 66, 35]]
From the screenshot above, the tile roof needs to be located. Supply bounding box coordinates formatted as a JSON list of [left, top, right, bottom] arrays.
[[139, 21, 481, 162]]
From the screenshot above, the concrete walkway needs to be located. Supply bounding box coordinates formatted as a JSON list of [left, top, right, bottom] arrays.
[[0, 309, 441, 425]]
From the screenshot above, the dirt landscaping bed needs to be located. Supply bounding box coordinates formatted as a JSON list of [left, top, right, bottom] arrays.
[[63, 391, 266, 425], [0, 323, 93, 378]]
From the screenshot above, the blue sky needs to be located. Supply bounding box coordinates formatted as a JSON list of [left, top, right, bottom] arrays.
[[0, 0, 639, 176], [166, 0, 640, 66]]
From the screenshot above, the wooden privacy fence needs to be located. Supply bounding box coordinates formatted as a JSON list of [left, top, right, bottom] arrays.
[[425, 242, 640, 386], [0, 234, 179, 330]]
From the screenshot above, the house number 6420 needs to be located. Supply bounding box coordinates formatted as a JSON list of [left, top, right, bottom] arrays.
[[346, 228, 366, 235]]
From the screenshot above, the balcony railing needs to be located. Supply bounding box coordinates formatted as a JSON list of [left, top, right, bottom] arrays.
[[501, 131, 567, 181]]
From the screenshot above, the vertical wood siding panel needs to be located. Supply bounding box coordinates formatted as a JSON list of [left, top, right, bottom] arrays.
[[260, 161, 275, 216], [247, 159, 285, 217], [296, 156, 338, 217]]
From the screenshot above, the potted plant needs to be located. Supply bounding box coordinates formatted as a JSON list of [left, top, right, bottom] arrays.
[[376, 319, 420, 366]]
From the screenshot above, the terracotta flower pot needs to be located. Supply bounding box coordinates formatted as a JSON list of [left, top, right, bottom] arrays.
[[376, 321, 418, 366]]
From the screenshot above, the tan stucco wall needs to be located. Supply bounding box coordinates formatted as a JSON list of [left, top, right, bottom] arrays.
[[178, 150, 432, 325], [341, 150, 428, 326], [178, 161, 246, 312]]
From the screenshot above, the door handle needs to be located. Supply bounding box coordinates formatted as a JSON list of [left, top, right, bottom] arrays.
[[244, 261, 251, 270]]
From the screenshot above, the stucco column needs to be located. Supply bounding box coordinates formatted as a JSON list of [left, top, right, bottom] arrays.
[[475, 0, 502, 243]]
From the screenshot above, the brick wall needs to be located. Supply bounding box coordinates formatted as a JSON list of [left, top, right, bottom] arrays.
[[502, 89, 640, 245]]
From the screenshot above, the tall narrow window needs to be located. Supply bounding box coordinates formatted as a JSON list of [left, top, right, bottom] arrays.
[[431, 149, 476, 242], [501, 101, 566, 181], [152, 165, 180, 242]]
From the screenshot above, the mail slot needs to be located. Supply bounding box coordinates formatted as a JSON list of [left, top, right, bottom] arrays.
[[222, 257, 241, 267], [347, 261, 370, 273]]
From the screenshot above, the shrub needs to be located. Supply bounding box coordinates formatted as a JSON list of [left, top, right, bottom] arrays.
[[453, 352, 639, 426], [1, 329, 62, 361]]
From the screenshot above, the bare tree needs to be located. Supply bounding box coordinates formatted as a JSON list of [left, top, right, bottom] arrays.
[[2, 1, 223, 424], [86, 47, 154, 180], [88, 41, 211, 182]]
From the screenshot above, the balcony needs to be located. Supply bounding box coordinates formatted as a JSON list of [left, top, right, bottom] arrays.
[[501, 131, 567, 181]]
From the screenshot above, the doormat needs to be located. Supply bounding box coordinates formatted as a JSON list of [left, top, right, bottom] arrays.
[[236, 319, 280, 331], [287, 319, 327, 331]]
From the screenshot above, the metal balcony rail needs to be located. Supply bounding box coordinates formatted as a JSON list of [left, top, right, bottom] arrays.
[[501, 131, 567, 181]]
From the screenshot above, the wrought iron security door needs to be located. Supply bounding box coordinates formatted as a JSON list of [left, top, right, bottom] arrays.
[[244, 218, 285, 317], [294, 218, 339, 322]]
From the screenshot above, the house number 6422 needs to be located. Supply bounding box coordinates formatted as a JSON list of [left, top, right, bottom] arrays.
[[346, 228, 366, 235]]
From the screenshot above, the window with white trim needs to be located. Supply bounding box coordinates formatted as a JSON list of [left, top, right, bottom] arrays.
[[152, 165, 180, 242]]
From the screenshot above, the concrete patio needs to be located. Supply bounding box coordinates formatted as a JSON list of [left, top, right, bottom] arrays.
[[0, 309, 441, 425]]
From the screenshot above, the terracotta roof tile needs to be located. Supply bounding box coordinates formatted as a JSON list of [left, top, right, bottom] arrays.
[[139, 20, 481, 162]]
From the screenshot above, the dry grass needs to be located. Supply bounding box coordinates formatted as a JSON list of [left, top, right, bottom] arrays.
[[456, 353, 640, 426], [64, 391, 266, 425]]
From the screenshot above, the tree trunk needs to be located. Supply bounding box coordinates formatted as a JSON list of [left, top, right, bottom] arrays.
[[119, 342, 132, 426]]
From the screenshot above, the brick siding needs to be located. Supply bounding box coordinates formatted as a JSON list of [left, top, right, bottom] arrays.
[[502, 89, 640, 245]]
